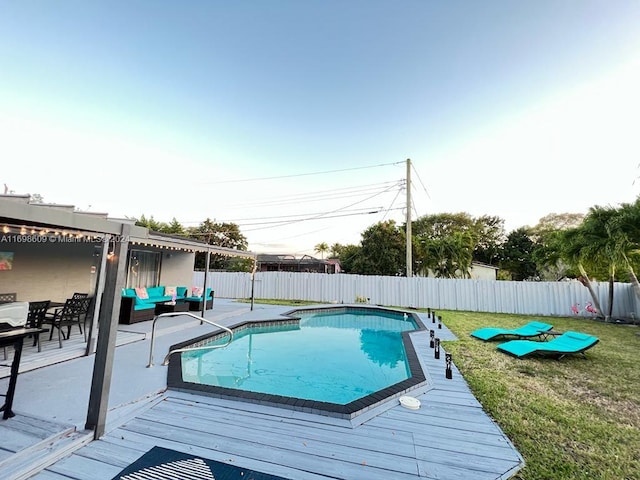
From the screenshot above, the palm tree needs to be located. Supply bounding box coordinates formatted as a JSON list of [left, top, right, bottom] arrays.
[[329, 243, 343, 258], [419, 231, 474, 278], [610, 198, 640, 301], [560, 204, 633, 320], [561, 226, 605, 318], [314, 242, 329, 259]]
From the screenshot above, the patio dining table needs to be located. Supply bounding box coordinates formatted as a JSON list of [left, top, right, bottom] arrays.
[[0, 327, 46, 419]]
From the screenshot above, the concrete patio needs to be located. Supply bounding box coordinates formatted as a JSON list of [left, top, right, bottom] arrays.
[[0, 299, 524, 479]]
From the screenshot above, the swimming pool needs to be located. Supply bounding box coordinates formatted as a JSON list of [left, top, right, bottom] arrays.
[[167, 306, 428, 418]]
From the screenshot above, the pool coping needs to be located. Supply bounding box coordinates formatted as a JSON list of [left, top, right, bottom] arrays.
[[167, 305, 429, 420]]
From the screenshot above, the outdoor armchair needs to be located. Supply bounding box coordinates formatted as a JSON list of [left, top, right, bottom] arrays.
[[470, 321, 553, 341], [497, 331, 599, 359]]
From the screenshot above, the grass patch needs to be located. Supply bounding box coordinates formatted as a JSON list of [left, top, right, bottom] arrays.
[[441, 310, 640, 480]]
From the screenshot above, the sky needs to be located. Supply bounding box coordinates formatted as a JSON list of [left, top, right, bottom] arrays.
[[2, 1, 639, 256]]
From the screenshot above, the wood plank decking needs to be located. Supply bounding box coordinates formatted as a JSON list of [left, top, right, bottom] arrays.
[[26, 320, 524, 480], [0, 329, 146, 379]]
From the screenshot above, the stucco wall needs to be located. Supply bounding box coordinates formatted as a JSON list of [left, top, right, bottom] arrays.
[[0, 240, 100, 302], [0, 243, 197, 302], [159, 250, 197, 289]]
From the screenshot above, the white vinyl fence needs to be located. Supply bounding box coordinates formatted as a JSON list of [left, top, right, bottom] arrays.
[[194, 271, 639, 320]]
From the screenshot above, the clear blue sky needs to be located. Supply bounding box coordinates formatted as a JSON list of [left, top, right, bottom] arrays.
[[2, 1, 639, 255]]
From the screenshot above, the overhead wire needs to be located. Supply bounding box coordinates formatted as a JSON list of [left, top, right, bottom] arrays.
[[196, 161, 403, 185], [228, 207, 383, 226], [227, 180, 401, 209], [167, 160, 414, 251], [180, 180, 403, 225], [242, 182, 402, 232], [381, 185, 404, 222], [411, 163, 431, 199]]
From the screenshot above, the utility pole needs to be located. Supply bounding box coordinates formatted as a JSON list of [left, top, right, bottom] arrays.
[[406, 158, 412, 277]]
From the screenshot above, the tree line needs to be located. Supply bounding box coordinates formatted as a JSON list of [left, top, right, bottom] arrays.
[[135, 196, 640, 320], [133, 216, 253, 272], [325, 197, 640, 320]]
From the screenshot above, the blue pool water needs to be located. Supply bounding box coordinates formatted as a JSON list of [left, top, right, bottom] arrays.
[[180, 308, 418, 405]]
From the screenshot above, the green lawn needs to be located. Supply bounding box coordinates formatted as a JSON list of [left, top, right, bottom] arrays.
[[441, 311, 640, 480], [242, 299, 640, 478]]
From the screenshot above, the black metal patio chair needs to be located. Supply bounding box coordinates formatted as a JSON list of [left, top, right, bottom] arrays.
[[26, 300, 50, 352], [43, 297, 92, 348]]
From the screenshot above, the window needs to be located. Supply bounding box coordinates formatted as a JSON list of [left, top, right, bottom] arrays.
[[126, 249, 160, 288]]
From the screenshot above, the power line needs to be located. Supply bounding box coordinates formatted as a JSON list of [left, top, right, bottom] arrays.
[[197, 161, 402, 185], [411, 163, 431, 199], [229, 180, 401, 209], [381, 186, 403, 222], [243, 182, 402, 232], [261, 206, 404, 251], [178, 181, 400, 219], [218, 206, 384, 224], [179, 180, 403, 224], [241, 208, 393, 232]]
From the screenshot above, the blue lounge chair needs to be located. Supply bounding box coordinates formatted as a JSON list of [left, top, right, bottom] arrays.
[[470, 321, 554, 341], [497, 331, 599, 359]]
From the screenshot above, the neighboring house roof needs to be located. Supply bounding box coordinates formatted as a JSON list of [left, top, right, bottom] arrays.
[[257, 254, 328, 264], [471, 261, 499, 270]]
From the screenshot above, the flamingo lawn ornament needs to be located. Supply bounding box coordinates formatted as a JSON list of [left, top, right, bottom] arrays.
[[585, 302, 597, 315], [571, 303, 580, 315]]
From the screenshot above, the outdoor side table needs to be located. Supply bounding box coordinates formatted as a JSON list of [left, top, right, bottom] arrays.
[[186, 299, 206, 311], [0, 327, 45, 419]]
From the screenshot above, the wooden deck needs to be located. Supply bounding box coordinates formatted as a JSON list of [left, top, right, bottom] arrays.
[[0, 329, 146, 379], [23, 321, 524, 480]]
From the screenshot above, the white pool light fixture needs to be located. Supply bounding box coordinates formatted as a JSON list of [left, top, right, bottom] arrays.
[[399, 395, 421, 410]]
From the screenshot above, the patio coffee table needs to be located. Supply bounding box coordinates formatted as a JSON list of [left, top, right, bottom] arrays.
[[154, 302, 189, 316]]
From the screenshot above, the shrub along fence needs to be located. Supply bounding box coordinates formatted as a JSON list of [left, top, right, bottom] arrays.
[[194, 271, 639, 320]]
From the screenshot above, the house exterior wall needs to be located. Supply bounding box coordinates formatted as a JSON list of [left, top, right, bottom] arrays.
[[0, 239, 100, 302], [0, 241, 197, 302], [159, 250, 196, 288], [470, 263, 498, 280]]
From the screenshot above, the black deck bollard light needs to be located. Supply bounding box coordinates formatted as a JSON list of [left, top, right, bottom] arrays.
[[429, 329, 435, 348], [437, 315, 442, 329], [445, 353, 453, 379], [434, 337, 440, 359], [427, 307, 432, 321], [432, 310, 436, 323]]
